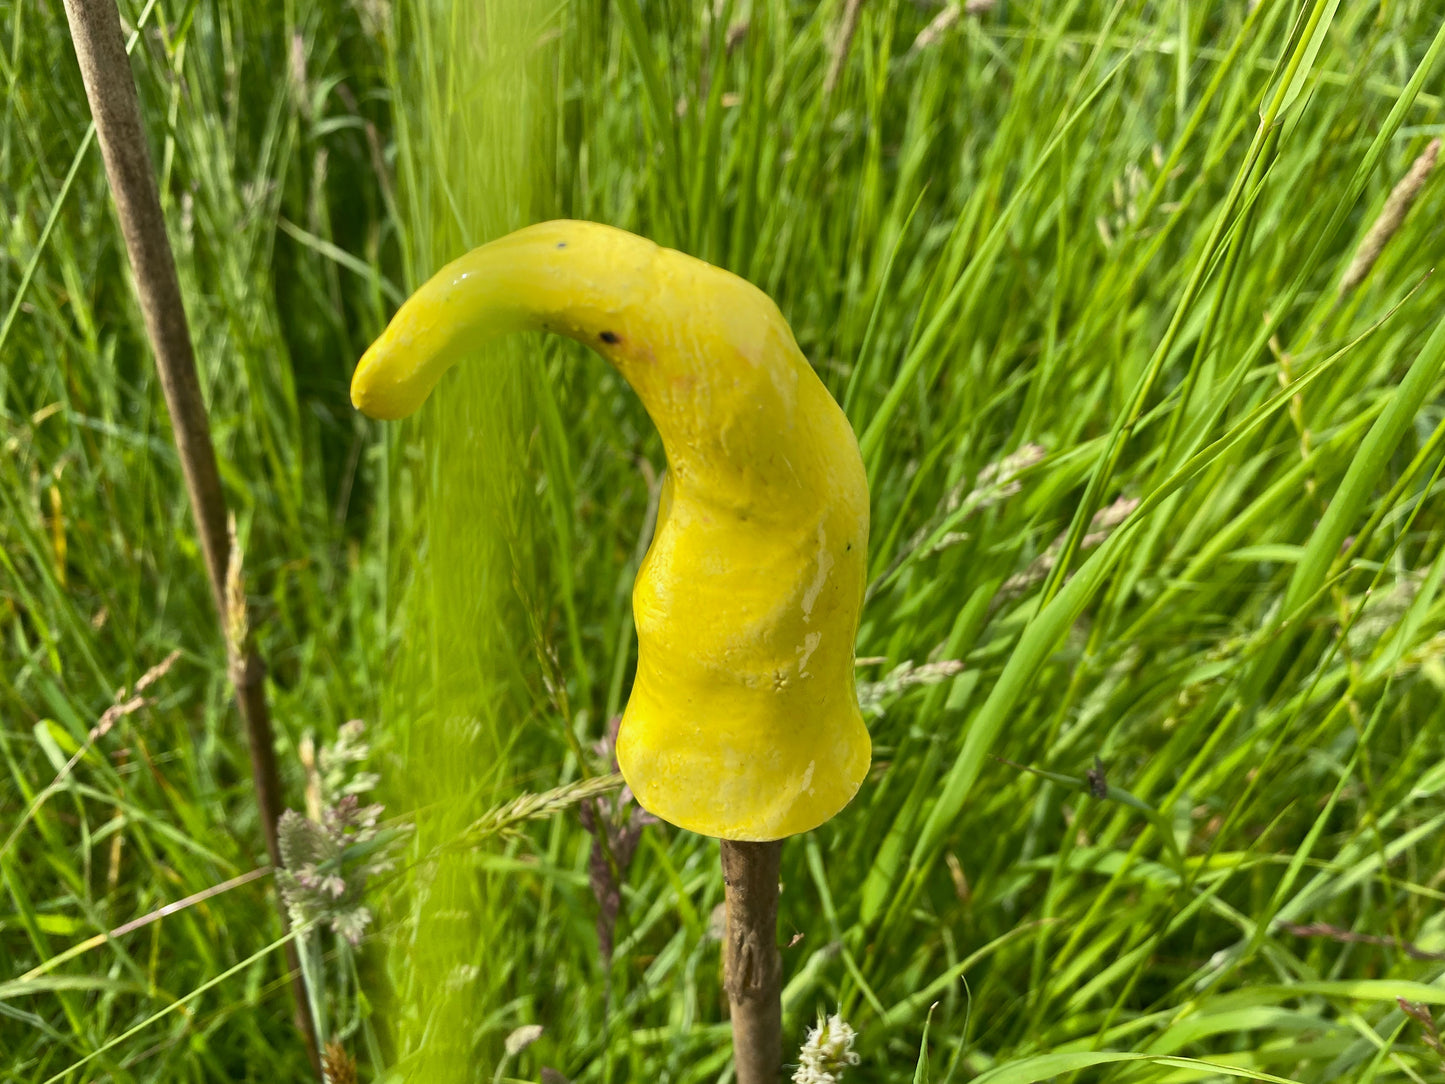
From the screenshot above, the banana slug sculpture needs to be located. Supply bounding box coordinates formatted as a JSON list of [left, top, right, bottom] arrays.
[[352, 220, 870, 840]]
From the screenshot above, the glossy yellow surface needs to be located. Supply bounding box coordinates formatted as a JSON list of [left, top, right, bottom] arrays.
[[352, 220, 870, 840]]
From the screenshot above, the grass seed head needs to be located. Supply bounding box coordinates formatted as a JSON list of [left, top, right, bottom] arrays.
[[793, 1012, 860, 1084], [1338, 138, 1440, 298]]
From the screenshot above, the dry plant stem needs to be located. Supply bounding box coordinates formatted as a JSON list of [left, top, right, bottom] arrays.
[[721, 839, 784, 1084], [58, 0, 319, 1072], [824, 0, 865, 98]]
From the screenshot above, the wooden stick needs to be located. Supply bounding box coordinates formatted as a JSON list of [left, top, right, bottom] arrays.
[[721, 839, 784, 1084], [58, 0, 319, 1073]]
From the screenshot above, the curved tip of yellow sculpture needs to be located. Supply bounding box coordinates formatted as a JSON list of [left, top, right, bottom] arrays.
[[350, 347, 407, 419], [349, 349, 401, 419], [353, 219, 871, 840]]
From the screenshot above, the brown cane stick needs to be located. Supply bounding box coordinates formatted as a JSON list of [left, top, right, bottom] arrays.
[[721, 839, 784, 1084], [58, 0, 319, 1072]]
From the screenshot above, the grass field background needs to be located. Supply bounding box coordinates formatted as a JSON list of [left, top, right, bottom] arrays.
[[6, 0, 1445, 1081]]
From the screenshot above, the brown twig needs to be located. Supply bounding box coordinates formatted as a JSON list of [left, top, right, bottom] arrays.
[[721, 840, 783, 1084], [58, 0, 318, 1072], [1280, 921, 1445, 961]]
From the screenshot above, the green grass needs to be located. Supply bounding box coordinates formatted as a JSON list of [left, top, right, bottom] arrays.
[[6, 0, 1445, 1081]]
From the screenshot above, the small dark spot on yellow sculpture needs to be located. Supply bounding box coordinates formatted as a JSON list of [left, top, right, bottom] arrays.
[[556, 241, 567, 248], [600, 330, 620, 344]]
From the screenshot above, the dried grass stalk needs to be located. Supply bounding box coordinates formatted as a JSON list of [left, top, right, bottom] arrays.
[[824, 0, 865, 97], [1338, 138, 1440, 298]]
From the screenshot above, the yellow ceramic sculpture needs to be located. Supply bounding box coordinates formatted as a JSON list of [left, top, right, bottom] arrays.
[[352, 220, 870, 840]]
